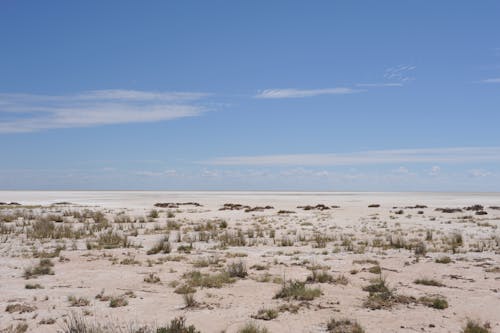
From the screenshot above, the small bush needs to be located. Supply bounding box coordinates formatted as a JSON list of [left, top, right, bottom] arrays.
[[144, 272, 161, 284], [306, 270, 334, 283], [414, 241, 427, 256], [237, 322, 269, 333], [368, 265, 381, 274], [419, 296, 448, 309], [174, 284, 197, 294], [148, 209, 160, 219], [362, 276, 412, 310], [68, 296, 90, 307], [157, 317, 201, 333], [251, 308, 278, 321], [327, 318, 365, 333], [414, 278, 445, 287], [274, 281, 322, 301], [461, 320, 492, 333], [183, 270, 235, 288], [109, 295, 128, 308], [227, 261, 248, 278], [24, 259, 54, 279], [97, 230, 130, 249], [25, 283, 43, 289], [183, 293, 197, 308], [435, 256, 452, 264], [5, 303, 37, 314]]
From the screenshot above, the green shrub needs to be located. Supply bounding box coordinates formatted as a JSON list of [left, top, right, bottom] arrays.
[[227, 261, 248, 278], [419, 296, 448, 309], [414, 278, 445, 287], [147, 236, 171, 255], [327, 318, 365, 333], [157, 317, 200, 333], [461, 320, 491, 333], [24, 259, 54, 278], [274, 281, 321, 301], [237, 322, 269, 333], [251, 308, 278, 321]]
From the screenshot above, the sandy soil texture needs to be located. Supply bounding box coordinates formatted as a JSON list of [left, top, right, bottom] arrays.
[[0, 191, 499, 333]]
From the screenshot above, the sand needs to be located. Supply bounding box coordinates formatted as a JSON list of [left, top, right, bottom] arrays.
[[0, 191, 499, 333]]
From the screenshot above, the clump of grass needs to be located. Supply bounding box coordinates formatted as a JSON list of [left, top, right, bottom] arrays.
[[448, 232, 463, 253], [362, 275, 391, 294], [62, 314, 201, 333], [237, 322, 269, 333], [38, 318, 56, 325], [368, 265, 381, 274], [1, 323, 28, 333], [227, 261, 248, 278], [182, 270, 235, 288], [109, 295, 128, 308], [280, 236, 294, 246], [28, 219, 77, 239], [251, 308, 278, 321], [148, 209, 160, 219], [250, 264, 268, 271], [418, 296, 448, 309], [435, 256, 452, 264], [332, 274, 349, 285], [25, 283, 43, 289], [144, 272, 161, 284], [461, 320, 492, 333], [177, 244, 193, 253], [157, 316, 201, 333], [306, 270, 334, 283], [24, 259, 54, 279], [5, 303, 37, 314], [414, 278, 445, 287], [414, 241, 426, 256], [97, 230, 130, 249], [146, 236, 172, 255], [353, 259, 379, 265], [274, 280, 322, 301], [362, 275, 411, 310], [67, 295, 90, 307], [174, 284, 197, 294], [327, 318, 365, 333], [219, 230, 247, 247], [183, 293, 197, 308]]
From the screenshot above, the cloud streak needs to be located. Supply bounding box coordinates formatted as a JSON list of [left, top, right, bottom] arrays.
[[255, 65, 414, 99], [203, 147, 500, 166], [255, 87, 360, 99], [0, 90, 209, 133], [384, 65, 416, 83], [481, 78, 500, 83]]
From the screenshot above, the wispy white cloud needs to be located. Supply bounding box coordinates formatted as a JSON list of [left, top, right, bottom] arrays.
[[203, 147, 500, 166], [255, 65, 414, 99], [468, 169, 493, 178], [481, 78, 500, 83], [0, 90, 209, 133], [428, 165, 441, 176], [392, 166, 414, 175], [134, 169, 179, 177], [384, 65, 416, 83], [255, 87, 360, 99], [356, 83, 403, 87]]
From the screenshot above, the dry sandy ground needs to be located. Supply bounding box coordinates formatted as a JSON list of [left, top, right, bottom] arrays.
[[0, 191, 499, 333]]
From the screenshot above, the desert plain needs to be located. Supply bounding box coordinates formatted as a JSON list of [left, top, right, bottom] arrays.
[[0, 191, 499, 333]]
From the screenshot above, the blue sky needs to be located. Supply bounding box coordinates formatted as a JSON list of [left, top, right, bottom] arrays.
[[1, 1, 500, 191]]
